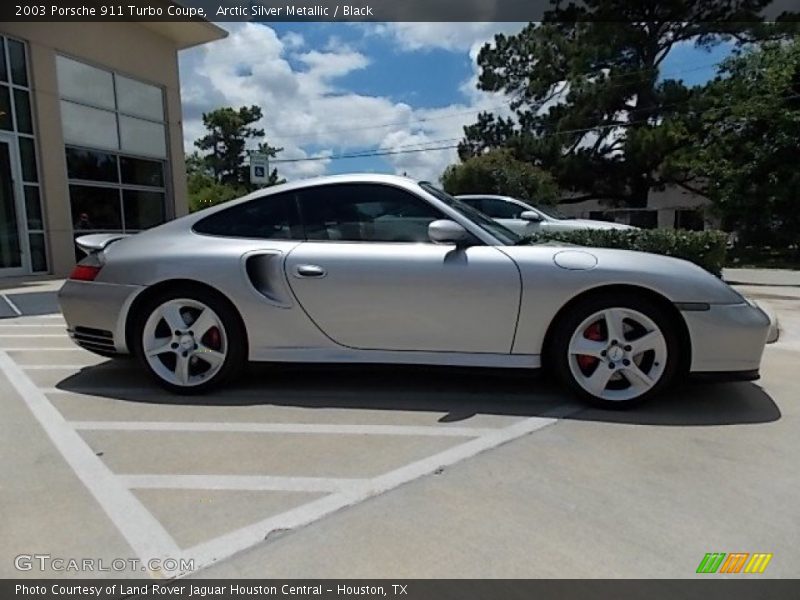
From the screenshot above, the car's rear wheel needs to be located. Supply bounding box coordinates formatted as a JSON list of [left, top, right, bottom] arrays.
[[550, 293, 680, 408], [133, 288, 246, 394]]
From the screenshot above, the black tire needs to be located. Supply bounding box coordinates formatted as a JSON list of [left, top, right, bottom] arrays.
[[131, 286, 247, 394], [549, 292, 681, 409]]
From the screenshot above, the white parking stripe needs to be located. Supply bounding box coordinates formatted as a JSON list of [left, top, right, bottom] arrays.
[[43, 386, 155, 395], [0, 323, 64, 328], [2, 335, 578, 579], [0, 334, 67, 337], [70, 421, 496, 437], [121, 474, 360, 493], [23, 315, 65, 321], [20, 365, 96, 370], [0, 347, 82, 351], [180, 407, 574, 574], [0, 351, 182, 575], [1, 294, 22, 316]]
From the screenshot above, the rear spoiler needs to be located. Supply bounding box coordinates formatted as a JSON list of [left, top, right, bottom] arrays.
[[75, 233, 130, 255]]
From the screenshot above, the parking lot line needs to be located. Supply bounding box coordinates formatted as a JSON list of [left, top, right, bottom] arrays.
[[1, 323, 579, 578], [0, 323, 64, 327], [70, 421, 496, 437], [0, 347, 82, 351], [120, 474, 362, 493], [0, 333, 68, 337], [19, 364, 92, 370], [1, 294, 23, 316], [0, 351, 182, 574], [179, 409, 573, 574]]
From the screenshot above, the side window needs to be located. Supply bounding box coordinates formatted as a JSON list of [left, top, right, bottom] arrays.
[[193, 192, 301, 239], [298, 184, 444, 243], [480, 198, 522, 219], [458, 197, 483, 211]]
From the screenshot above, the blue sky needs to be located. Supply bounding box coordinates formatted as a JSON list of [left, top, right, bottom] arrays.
[[179, 23, 734, 181]]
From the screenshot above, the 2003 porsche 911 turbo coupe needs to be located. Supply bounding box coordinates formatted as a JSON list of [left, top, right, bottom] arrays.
[[58, 174, 771, 407]]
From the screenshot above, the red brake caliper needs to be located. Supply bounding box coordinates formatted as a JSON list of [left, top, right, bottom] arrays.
[[204, 326, 221, 350], [577, 321, 603, 371]]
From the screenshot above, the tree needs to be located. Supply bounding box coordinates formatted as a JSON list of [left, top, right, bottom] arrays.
[[460, 1, 792, 207], [668, 38, 800, 250], [253, 141, 284, 188], [188, 106, 285, 211], [194, 105, 283, 188], [441, 148, 558, 203]]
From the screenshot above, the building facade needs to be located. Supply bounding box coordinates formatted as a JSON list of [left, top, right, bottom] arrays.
[[0, 20, 225, 278], [557, 185, 718, 230]]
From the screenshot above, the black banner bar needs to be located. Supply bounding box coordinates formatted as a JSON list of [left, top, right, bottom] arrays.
[[3, 580, 800, 600], [3, 0, 800, 23]]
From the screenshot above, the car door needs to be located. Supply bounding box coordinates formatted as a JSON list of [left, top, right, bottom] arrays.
[[285, 183, 521, 353]]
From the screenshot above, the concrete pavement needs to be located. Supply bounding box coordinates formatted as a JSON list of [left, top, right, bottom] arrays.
[[0, 274, 798, 579]]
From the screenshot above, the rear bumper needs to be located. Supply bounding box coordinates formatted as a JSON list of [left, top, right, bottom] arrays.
[[683, 301, 771, 374], [57, 280, 143, 354]]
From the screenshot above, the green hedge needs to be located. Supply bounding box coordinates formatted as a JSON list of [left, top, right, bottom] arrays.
[[526, 228, 728, 276]]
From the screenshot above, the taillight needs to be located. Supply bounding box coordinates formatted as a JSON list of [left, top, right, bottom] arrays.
[[69, 264, 102, 281]]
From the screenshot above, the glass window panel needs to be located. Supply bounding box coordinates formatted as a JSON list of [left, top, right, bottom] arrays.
[[0, 39, 7, 82], [0, 85, 11, 131], [56, 55, 115, 109], [18, 137, 37, 182], [298, 184, 443, 243], [115, 75, 164, 121], [69, 185, 122, 230], [13, 89, 32, 134], [120, 156, 164, 187], [66, 147, 118, 182], [479, 198, 524, 219], [0, 140, 21, 268], [28, 233, 47, 272], [119, 115, 166, 158], [193, 192, 301, 239], [8, 40, 28, 87], [60, 101, 119, 151], [24, 185, 43, 230], [123, 190, 165, 230]]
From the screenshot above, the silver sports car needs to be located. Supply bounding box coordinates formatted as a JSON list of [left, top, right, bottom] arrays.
[[58, 174, 771, 407]]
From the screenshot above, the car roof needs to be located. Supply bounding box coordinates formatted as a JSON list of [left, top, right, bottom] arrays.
[[264, 173, 420, 195], [180, 173, 425, 223], [456, 194, 521, 202]]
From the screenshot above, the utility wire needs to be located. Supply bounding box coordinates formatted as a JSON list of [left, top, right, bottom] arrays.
[[270, 59, 727, 142], [271, 91, 800, 164]]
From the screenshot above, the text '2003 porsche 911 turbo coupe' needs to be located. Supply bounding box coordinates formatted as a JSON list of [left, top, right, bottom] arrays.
[[58, 174, 771, 408]]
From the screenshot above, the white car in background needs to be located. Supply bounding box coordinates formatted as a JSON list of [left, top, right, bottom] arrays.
[[457, 194, 637, 236]]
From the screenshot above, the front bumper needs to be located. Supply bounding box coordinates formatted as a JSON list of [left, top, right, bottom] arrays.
[[682, 301, 771, 374], [57, 280, 143, 354]]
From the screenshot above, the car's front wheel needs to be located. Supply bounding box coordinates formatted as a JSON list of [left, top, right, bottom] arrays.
[[133, 288, 246, 394], [550, 293, 680, 408]]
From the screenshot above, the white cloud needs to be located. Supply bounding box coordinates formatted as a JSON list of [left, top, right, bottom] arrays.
[[365, 22, 524, 53], [296, 49, 370, 79], [178, 22, 520, 181]]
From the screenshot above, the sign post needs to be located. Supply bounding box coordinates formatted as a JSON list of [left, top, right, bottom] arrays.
[[249, 153, 270, 185]]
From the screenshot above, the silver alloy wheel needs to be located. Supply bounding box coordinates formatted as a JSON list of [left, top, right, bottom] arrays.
[[567, 307, 668, 402], [142, 298, 228, 387]]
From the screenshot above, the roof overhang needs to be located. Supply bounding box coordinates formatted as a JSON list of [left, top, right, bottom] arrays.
[[139, 20, 227, 50]]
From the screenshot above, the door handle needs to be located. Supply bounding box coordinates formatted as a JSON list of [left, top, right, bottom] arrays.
[[294, 264, 327, 278]]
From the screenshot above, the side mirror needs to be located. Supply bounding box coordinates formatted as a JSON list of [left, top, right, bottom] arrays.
[[520, 210, 543, 222], [428, 219, 470, 245]]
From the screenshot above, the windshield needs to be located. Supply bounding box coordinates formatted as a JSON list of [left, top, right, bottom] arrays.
[[532, 203, 568, 219], [419, 183, 521, 245]]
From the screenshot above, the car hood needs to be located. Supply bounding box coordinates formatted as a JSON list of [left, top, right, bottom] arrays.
[[501, 244, 742, 305], [557, 219, 637, 230]]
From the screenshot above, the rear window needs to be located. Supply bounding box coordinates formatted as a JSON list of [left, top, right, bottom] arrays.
[[193, 192, 302, 239]]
